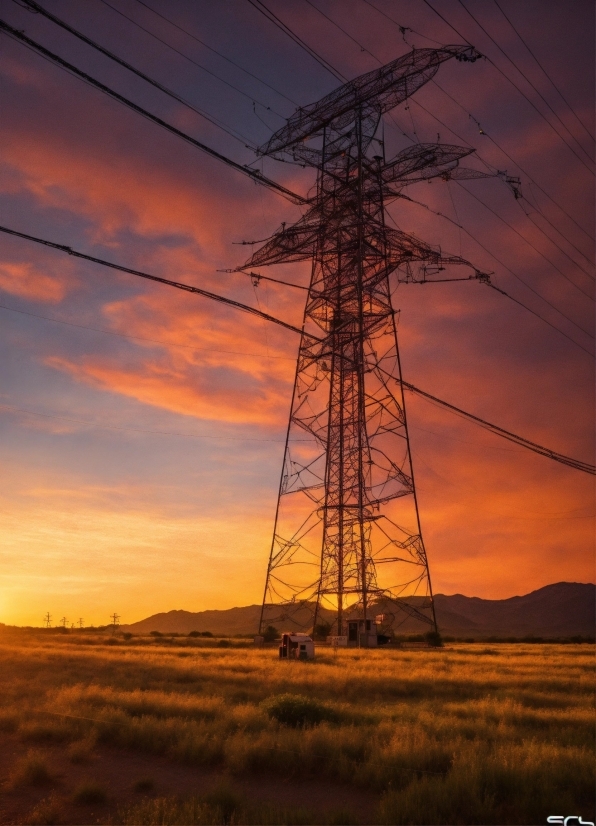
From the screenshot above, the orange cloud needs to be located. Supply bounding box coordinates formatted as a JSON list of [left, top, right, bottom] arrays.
[[0, 260, 73, 303], [44, 353, 289, 426]]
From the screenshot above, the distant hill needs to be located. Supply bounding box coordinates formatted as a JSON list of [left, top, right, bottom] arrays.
[[122, 582, 595, 638]]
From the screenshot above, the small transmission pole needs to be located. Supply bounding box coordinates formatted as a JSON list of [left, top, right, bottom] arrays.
[[44, 612, 52, 628], [241, 46, 488, 640], [78, 618, 84, 629], [110, 613, 120, 635], [60, 616, 68, 628]]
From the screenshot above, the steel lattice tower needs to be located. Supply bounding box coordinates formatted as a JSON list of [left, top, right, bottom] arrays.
[[238, 47, 488, 639]]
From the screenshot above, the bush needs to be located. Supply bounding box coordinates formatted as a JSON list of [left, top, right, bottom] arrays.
[[262, 625, 279, 642], [261, 693, 333, 728], [10, 751, 52, 786], [72, 781, 107, 805], [150, 631, 162, 637], [217, 639, 231, 648], [425, 630, 444, 648], [188, 631, 200, 638]]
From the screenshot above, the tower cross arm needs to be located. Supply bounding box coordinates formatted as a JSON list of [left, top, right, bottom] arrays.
[[258, 46, 482, 159]]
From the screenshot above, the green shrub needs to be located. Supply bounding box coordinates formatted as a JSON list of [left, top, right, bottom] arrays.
[[261, 694, 333, 728]]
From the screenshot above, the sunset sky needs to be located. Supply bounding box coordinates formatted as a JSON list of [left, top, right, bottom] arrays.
[[0, 0, 594, 628]]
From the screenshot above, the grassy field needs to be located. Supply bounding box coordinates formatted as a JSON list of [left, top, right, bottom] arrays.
[[0, 629, 593, 825]]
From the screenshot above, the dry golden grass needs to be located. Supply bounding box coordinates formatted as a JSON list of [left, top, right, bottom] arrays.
[[0, 629, 593, 824]]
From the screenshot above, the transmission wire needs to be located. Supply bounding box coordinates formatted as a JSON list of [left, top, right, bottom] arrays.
[[16, 0, 256, 149], [2, 225, 592, 473], [132, 0, 298, 105], [492, 0, 595, 143], [0, 19, 306, 206], [455, 0, 594, 163], [285, 1, 594, 315], [421, 0, 594, 174], [95, 0, 287, 120]]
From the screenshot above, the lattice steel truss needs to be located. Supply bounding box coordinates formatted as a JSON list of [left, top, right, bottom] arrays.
[[238, 47, 490, 638]]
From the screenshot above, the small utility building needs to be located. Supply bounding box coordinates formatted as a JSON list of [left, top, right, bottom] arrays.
[[279, 632, 315, 659]]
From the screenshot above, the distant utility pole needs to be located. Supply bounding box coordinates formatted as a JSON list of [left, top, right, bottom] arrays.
[[78, 618, 84, 629], [60, 616, 68, 628], [44, 612, 52, 628], [110, 613, 120, 634]]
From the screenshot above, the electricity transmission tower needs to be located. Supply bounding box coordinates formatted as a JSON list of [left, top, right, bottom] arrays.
[[110, 613, 120, 634], [241, 47, 490, 639], [44, 612, 52, 628], [60, 616, 68, 628]]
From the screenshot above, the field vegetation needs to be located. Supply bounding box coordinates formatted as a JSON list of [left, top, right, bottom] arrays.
[[0, 627, 593, 824]]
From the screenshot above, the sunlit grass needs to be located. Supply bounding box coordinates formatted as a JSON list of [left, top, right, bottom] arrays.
[[0, 629, 593, 825]]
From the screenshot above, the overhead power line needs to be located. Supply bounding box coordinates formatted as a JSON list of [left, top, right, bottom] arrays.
[[492, 0, 595, 144], [0, 19, 306, 206], [0, 225, 306, 337], [395, 195, 594, 357], [397, 377, 595, 475], [247, 0, 346, 82], [131, 0, 298, 105], [456, 0, 594, 163], [2, 18, 590, 355], [422, 0, 594, 175], [17, 0, 256, 149], [364, 7, 593, 242], [455, 183, 595, 304], [298, 0, 594, 300], [95, 0, 287, 119], [2, 222, 594, 475]]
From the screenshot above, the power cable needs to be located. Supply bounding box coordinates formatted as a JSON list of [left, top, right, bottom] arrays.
[[434, 0, 595, 174], [0, 225, 306, 337], [0, 19, 306, 206], [2, 223, 593, 472], [430, 82, 595, 244], [3, 21, 591, 359], [418, 0, 596, 241], [246, 0, 346, 82], [410, 93, 595, 282], [367, 0, 593, 244], [455, 182, 595, 303], [295, 2, 594, 305], [394, 196, 595, 356], [484, 280, 594, 358], [131, 0, 298, 105], [456, 0, 594, 164], [492, 0, 595, 143], [394, 377, 595, 475], [93, 0, 286, 120], [359, 0, 444, 48], [15, 0, 256, 149]]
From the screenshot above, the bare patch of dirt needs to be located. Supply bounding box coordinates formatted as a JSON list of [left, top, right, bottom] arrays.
[[0, 732, 378, 824]]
